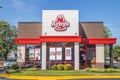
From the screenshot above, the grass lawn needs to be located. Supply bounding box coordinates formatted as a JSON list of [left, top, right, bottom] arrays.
[[10, 70, 120, 76]]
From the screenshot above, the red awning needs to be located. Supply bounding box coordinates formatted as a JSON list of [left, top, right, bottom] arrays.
[[15, 36, 116, 44], [15, 36, 82, 44], [82, 38, 116, 44], [15, 38, 41, 44], [39, 36, 82, 42]]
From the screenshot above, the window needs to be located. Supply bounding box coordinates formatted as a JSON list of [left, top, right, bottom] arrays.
[[25, 44, 41, 68], [46, 42, 74, 69], [26, 44, 34, 61]]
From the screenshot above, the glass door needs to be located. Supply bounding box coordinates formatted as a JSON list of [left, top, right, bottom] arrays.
[[79, 50, 87, 69]]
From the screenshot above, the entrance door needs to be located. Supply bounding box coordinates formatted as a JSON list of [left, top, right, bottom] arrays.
[[79, 50, 87, 69]]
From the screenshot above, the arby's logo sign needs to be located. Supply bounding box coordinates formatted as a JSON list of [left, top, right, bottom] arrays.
[[51, 14, 70, 31]]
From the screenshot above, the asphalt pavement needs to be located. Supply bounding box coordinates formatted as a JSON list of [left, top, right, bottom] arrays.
[[0, 68, 9, 80], [0, 68, 6, 74]]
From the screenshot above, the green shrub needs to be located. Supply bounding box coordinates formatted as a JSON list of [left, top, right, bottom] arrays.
[[106, 68, 117, 72], [85, 68, 120, 73], [90, 69, 96, 72], [6, 69, 20, 73], [57, 64, 64, 70], [10, 63, 19, 69], [103, 69, 107, 72], [116, 69, 120, 72], [16, 69, 20, 73], [99, 69, 104, 73], [64, 64, 72, 70], [85, 68, 91, 72], [21, 68, 27, 71], [27, 68, 38, 71], [52, 65, 57, 70], [8, 69, 16, 73]]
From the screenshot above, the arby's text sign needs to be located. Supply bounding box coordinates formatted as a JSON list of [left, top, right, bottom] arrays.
[[51, 14, 70, 31], [42, 10, 79, 36]]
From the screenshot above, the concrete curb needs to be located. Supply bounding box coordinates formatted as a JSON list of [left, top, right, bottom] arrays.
[[1, 73, 120, 80], [7, 75, 120, 80]]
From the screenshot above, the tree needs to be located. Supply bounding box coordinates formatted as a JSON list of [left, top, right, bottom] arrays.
[[104, 45, 109, 57], [0, 21, 17, 60], [113, 45, 120, 57], [103, 26, 112, 57], [103, 26, 120, 58], [103, 26, 112, 38]]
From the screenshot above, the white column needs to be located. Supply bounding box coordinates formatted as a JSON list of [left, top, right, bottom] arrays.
[[96, 44, 104, 68], [74, 42, 79, 70], [41, 42, 47, 70], [17, 45, 25, 62]]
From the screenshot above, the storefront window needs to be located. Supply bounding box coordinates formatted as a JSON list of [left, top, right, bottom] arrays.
[[65, 42, 74, 47], [47, 43, 56, 46], [34, 44, 41, 61], [26, 44, 34, 61], [25, 44, 41, 68], [47, 42, 74, 69]]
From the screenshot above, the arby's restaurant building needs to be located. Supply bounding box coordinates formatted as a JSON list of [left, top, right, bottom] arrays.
[[15, 10, 116, 70]]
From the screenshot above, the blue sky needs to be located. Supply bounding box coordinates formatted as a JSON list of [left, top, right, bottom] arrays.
[[0, 0, 120, 44]]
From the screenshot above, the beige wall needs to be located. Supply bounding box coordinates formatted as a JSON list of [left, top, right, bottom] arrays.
[[17, 45, 25, 62], [74, 42, 79, 70], [41, 42, 47, 70], [96, 44, 104, 68]]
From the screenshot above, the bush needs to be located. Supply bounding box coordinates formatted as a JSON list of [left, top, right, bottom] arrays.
[[57, 64, 64, 70], [105, 68, 117, 72], [27, 68, 38, 71], [64, 64, 72, 70], [10, 63, 19, 69], [21, 68, 28, 71], [16, 69, 20, 73], [85, 68, 120, 73], [8, 69, 16, 73], [6, 69, 20, 73], [52, 65, 57, 70], [85, 68, 91, 72]]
